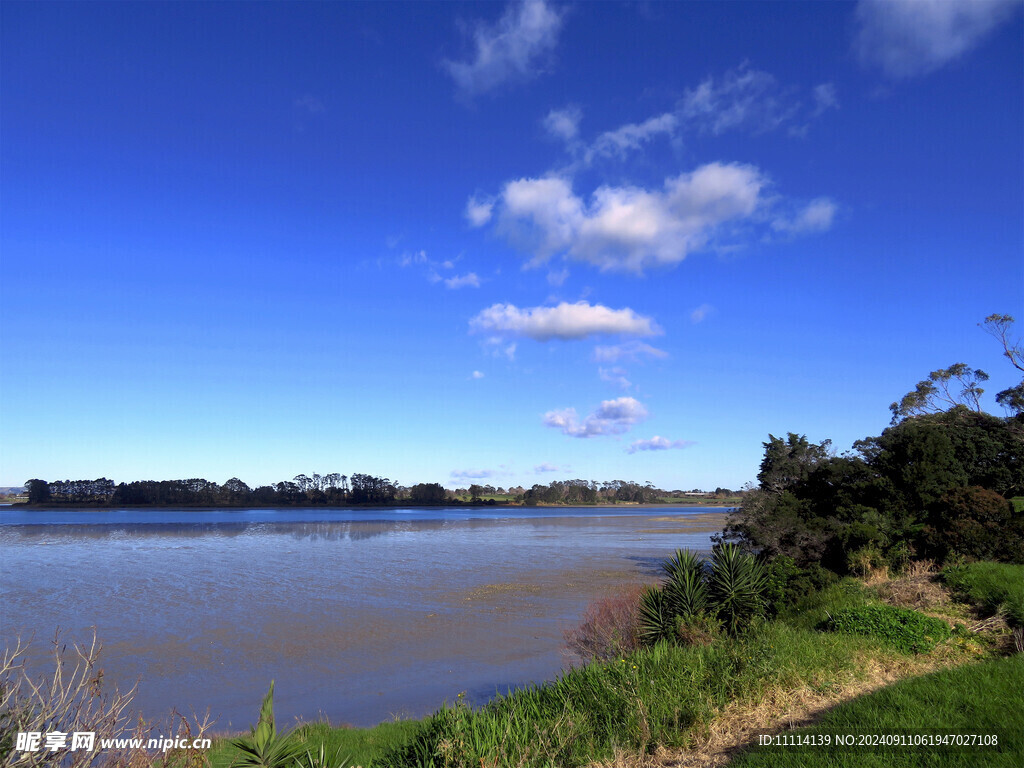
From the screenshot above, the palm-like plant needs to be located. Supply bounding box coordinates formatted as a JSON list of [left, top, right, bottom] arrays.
[[708, 543, 768, 635], [638, 586, 674, 645], [638, 546, 768, 645], [661, 549, 709, 619], [230, 682, 305, 768]]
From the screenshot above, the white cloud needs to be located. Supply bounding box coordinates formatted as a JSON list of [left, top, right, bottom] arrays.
[[466, 196, 495, 227], [534, 462, 561, 473], [690, 303, 714, 323], [495, 163, 766, 273], [855, 0, 1019, 79], [471, 301, 659, 341], [444, 0, 564, 95], [772, 198, 837, 234], [680, 64, 800, 135], [626, 436, 694, 454], [471, 370, 485, 379], [544, 396, 648, 438], [543, 105, 582, 141], [593, 341, 668, 363], [451, 468, 495, 480], [599, 366, 632, 390], [445, 272, 481, 289], [585, 113, 678, 162]]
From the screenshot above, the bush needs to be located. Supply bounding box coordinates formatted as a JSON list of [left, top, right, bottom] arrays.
[[564, 585, 645, 661], [764, 557, 838, 616], [823, 605, 951, 654], [942, 561, 1024, 628], [925, 486, 1024, 563]]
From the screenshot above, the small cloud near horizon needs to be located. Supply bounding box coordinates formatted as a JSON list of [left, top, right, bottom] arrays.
[[627, 436, 694, 454]]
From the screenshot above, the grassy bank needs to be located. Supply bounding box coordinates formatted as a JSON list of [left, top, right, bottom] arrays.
[[727, 654, 1024, 767], [204, 568, 1014, 768]]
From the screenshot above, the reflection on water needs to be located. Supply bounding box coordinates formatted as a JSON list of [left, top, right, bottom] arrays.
[[0, 507, 726, 728]]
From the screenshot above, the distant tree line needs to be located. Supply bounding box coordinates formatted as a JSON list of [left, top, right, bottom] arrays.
[[20, 475, 735, 508]]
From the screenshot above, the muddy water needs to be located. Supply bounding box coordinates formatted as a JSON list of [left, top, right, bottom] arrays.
[[0, 507, 726, 728]]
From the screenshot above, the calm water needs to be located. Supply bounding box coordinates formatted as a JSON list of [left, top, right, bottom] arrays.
[[0, 506, 726, 729]]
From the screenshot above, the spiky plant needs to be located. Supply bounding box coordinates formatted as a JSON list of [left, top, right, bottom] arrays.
[[661, 549, 709, 619], [638, 586, 674, 645], [707, 543, 768, 635], [230, 682, 305, 768]]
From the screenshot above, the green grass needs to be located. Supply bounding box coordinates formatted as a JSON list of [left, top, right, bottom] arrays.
[[1011, 496, 1024, 513], [942, 562, 1024, 627], [376, 615, 908, 768], [823, 605, 952, 654], [726, 655, 1024, 767], [207, 719, 423, 768]]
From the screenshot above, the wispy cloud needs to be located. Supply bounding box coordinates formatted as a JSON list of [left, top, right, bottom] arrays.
[[771, 198, 837, 235], [471, 301, 660, 341], [534, 462, 561, 473], [585, 113, 678, 162], [593, 341, 668, 363], [690, 304, 714, 324], [854, 0, 1020, 79], [626, 436, 694, 454], [543, 105, 582, 141], [471, 370, 485, 379], [680, 64, 803, 135], [544, 396, 648, 438], [450, 468, 496, 480], [294, 94, 325, 115], [399, 249, 429, 267], [599, 366, 632, 390], [445, 272, 481, 289], [444, 0, 564, 95]]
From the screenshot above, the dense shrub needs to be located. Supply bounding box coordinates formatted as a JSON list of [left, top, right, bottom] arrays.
[[764, 556, 838, 615], [942, 562, 1024, 628], [924, 486, 1024, 563], [822, 605, 951, 654], [724, 408, 1024, 576]]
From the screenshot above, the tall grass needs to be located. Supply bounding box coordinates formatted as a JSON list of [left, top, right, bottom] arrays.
[[942, 562, 1024, 627], [377, 619, 888, 768]]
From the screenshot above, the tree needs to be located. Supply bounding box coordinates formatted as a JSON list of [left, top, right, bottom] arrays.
[[889, 363, 988, 423], [410, 482, 447, 504], [25, 478, 50, 504], [982, 314, 1024, 415], [757, 434, 832, 494], [924, 486, 1024, 563]]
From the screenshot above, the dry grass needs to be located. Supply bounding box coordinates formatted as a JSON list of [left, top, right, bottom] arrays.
[[874, 572, 949, 613], [1, 630, 213, 768]]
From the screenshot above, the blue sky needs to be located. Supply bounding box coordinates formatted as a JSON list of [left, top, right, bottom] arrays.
[[2, 0, 1022, 491]]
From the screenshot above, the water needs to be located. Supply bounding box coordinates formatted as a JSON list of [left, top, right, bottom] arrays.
[[0, 506, 727, 729]]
